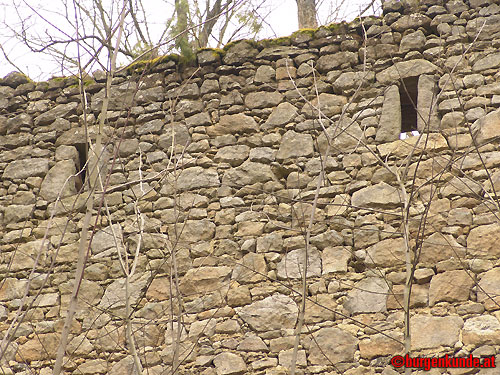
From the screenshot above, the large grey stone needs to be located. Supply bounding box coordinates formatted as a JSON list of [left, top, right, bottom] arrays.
[[410, 315, 463, 350], [176, 167, 220, 190], [333, 71, 375, 92], [344, 277, 389, 314], [351, 182, 401, 209], [317, 52, 358, 72], [245, 91, 283, 109], [316, 117, 364, 154], [236, 294, 298, 332], [391, 14, 432, 32], [308, 327, 358, 365], [39, 160, 78, 201], [91, 224, 124, 254], [99, 274, 149, 310], [417, 75, 440, 132], [3, 158, 49, 179], [158, 122, 190, 149], [214, 145, 250, 166], [223, 41, 259, 65], [472, 52, 500, 71], [91, 82, 136, 111], [376, 85, 401, 142], [376, 59, 438, 85], [301, 93, 347, 118], [263, 102, 297, 128], [399, 30, 426, 53], [277, 248, 322, 279], [222, 161, 275, 187], [276, 130, 314, 161]]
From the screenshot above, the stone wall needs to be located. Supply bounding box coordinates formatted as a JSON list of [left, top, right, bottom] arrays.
[[1, 0, 500, 374]]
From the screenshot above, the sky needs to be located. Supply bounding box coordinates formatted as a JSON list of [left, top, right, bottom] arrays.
[[0, 0, 380, 80]]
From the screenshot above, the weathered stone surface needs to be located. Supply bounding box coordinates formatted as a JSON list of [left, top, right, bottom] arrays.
[[417, 75, 440, 132], [376, 59, 438, 84], [317, 51, 358, 72], [3, 158, 49, 179], [351, 182, 401, 209], [136, 118, 163, 135], [301, 93, 347, 117], [429, 270, 474, 306], [333, 71, 375, 92], [410, 315, 463, 350], [3, 204, 34, 224], [376, 85, 401, 142], [277, 248, 322, 279], [34, 102, 78, 126], [186, 112, 211, 127], [208, 113, 258, 136], [1, 71, 30, 88], [377, 133, 448, 158], [387, 284, 429, 309], [16, 333, 59, 361], [0, 278, 28, 301], [467, 224, 500, 258], [99, 274, 149, 311], [472, 52, 500, 71], [420, 233, 466, 264], [276, 130, 313, 161], [462, 315, 500, 345], [223, 41, 259, 65], [263, 102, 297, 128], [245, 91, 283, 109], [214, 145, 250, 166], [236, 294, 298, 331], [232, 253, 267, 283], [255, 65, 275, 84], [471, 109, 500, 145], [176, 166, 220, 190], [359, 333, 404, 359], [399, 30, 426, 53], [39, 160, 77, 201], [344, 277, 389, 314], [158, 122, 190, 148], [213, 352, 247, 375], [322, 246, 351, 274], [222, 161, 275, 186], [308, 327, 358, 365], [365, 238, 405, 267], [391, 14, 432, 32], [304, 294, 336, 323], [317, 116, 364, 153], [477, 267, 500, 310], [91, 224, 123, 254], [180, 266, 231, 296]]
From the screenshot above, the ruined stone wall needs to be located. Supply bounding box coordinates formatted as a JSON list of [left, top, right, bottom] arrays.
[[1, 0, 500, 374]]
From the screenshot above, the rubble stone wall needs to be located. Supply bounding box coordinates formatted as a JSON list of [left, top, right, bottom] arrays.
[[1, 0, 500, 374]]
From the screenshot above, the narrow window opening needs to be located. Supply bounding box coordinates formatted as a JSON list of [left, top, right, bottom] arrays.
[[74, 143, 88, 189], [399, 77, 420, 139]]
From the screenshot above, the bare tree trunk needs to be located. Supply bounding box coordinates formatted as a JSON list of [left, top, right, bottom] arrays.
[[296, 0, 317, 29], [174, 0, 193, 58]]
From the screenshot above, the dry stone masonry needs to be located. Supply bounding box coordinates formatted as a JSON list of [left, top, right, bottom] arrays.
[[1, 0, 500, 374]]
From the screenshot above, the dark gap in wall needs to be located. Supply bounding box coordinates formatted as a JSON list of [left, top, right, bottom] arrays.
[[399, 76, 419, 134], [74, 143, 88, 188]]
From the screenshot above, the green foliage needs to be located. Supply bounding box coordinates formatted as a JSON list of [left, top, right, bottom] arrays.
[[236, 10, 263, 36]]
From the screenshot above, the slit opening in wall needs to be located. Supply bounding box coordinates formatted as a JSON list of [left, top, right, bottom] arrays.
[[399, 77, 420, 140], [74, 143, 88, 188]]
